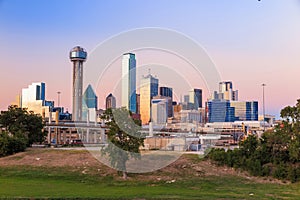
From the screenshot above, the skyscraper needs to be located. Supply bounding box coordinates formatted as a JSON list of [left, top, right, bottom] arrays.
[[21, 82, 53, 118], [159, 86, 173, 117], [121, 53, 136, 113], [136, 94, 140, 114], [140, 74, 159, 124], [230, 101, 258, 121], [106, 93, 116, 110], [70, 46, 87, 121], [214, 81, 238, 101], [82, 84, 98, 122], [189, 88, 202, 109], [83, 85, 98, 110], [151, 98, 168, 125], [207, 99, 235, 122], [21, 82, 45, 103]]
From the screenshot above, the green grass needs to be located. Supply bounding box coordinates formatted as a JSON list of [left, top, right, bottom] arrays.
[[0, 166, 299, 199]]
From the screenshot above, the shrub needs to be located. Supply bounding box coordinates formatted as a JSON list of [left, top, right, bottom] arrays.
[[273, 163, 288, 180], [0, 132, 27, 157]]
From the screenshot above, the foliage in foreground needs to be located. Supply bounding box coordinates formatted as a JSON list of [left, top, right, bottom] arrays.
[[208, 100, 300, 182], [101, 108, 145, 179], [0, 105, 45, 157]]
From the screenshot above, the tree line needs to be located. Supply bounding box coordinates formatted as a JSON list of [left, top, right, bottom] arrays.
[[208, 100, 300, 182], [0, 105, 45, 157]]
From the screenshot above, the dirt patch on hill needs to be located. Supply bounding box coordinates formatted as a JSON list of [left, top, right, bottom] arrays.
[[0, 148, 285, 184]]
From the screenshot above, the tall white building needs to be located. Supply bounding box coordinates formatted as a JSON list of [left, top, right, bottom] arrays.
[[21, 82, 53, 118], [21, 82, 45, 103], [121, 53, 137, 113], [151, 98, 167, 125]]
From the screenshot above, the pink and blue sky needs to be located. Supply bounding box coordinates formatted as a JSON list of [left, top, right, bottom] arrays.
[[0, 0, 300, 118]]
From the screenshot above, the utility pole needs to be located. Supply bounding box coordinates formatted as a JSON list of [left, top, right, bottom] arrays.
[[57, 91, 61, 107], [262, 84, 266, 132]]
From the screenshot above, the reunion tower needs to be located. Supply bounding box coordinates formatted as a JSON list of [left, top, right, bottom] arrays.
[[69, 46, 87, 121]]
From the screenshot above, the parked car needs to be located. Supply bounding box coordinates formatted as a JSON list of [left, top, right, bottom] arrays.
[[71, 139, 84, 146]]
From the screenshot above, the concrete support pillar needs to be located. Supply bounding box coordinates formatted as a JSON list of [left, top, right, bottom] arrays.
[[101, 128, 105, 143], [63, 130, 67, 144], [69, 129, 72, 143], [94, 131, 97, 143], [86, 128, 89, 143], [48, 127, 51, 144]]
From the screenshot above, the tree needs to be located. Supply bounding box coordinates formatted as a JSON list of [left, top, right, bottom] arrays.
[[208, 99, 300, 182], [0, 105, 45, 147], [280, 99, 300, 162], [239, 135, 258, 158], [0, 131, 27, 157], [101, 108, 145, 179]]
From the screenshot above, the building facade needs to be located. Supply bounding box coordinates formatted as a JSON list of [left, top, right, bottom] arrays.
[[189, 88, 202, 109], [106, 93, 116, 110], [179, 110, 202, 123], [207, 99, 235, 122], [140, 74, 159, 124], [159, 86, 173, 117], [21, 82, 53, 118], [230, 101, 258, 121], [121, 53, 137, 113], [151, 98, 168, 125], [82, 84, 98, 122], [214, 81, 238, 101]]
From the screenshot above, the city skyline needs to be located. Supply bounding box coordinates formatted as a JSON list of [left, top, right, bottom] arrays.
[[1, 1, 300, 119]]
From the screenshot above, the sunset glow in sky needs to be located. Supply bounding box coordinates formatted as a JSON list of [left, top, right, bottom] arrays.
[[1, 0, 300, 118]]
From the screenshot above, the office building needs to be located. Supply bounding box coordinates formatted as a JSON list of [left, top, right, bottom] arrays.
[[151, 98, 168, 125], [189, 88, 202, 109], [160, 87, 172, 98], [159, 86, 173, 117], [214, 81, 238, 101], [136, 94, 140, 114], [82, 84, 98, 122], [179, 110, 202, 123], [70, 46, 87, 121], [207, 99, 235, 122], [121, 53, 137, 113], [21, 82, 53, 118], [140, 73, 158, 124], [153, 95, 172, 118], [230, 101, 258, 121], [184, 95, 189, 103], [106, 93, 116, 110]]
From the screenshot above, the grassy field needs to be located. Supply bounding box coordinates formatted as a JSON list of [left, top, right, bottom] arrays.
[[0, 150, 299, 199]]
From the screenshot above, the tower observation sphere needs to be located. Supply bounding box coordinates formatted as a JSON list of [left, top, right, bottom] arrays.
[[69, 46, 87, 121]]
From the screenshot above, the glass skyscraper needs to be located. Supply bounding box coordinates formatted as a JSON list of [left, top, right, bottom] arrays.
[[230, 101, 258, 121], [207, 99, 235, 122], [82, 84, 98, 122], [121, 53, 136, 113], [140, 74, 159, 124], [189, 88, 202, 109], [83, 84, 98, 109]]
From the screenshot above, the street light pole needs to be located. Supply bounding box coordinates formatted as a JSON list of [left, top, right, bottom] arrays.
[[262, 84, 266, 132]]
